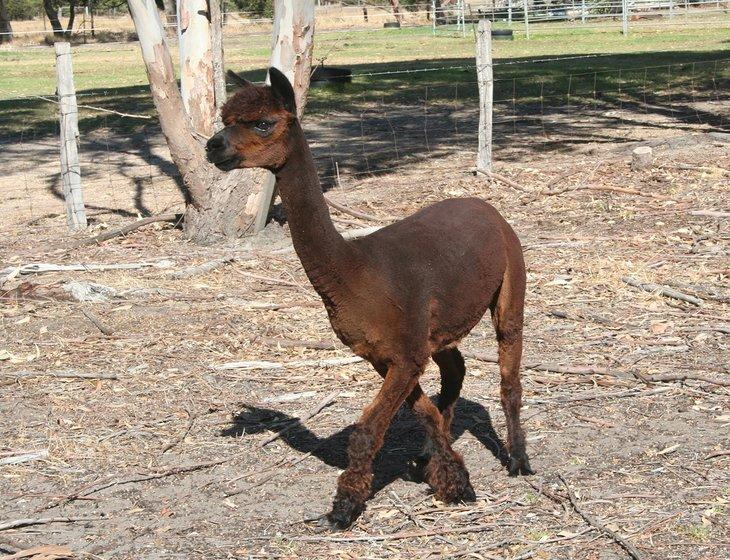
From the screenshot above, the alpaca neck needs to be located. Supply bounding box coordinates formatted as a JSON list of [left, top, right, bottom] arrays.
[[274, 121, 354, 301]]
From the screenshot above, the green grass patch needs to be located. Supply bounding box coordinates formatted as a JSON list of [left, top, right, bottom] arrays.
[[0, 20, 728, 140]]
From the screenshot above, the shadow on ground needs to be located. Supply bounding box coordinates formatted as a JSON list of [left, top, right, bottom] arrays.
[[222, 396, 511, 495]]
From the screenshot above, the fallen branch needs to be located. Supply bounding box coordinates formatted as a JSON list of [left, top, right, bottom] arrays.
[[0, 450, 49, 466], [705, 450, 730, 460], [528, 387, 672, 405], [0, 516, 104, 532], [1, 260, 175, 278], [462, 350, 619, 377], [2, 370, 117, 380], [290, 522, 496, 542], [474, 168, 532, 194], [256, 336, 339, 350], [259, 391, 339, 448], [71, 214, 179, 247], [689, 210, 730, 218], [161, 410, 197, 454], [213, 356, 363, 371], [558, 474, 644, 560], [168, 257, 236, 279], [2, 545, 72, 559], [325, 197, 394, 223], [81, 309, 114, 336], [40, 458, 231, 511], [643, 373, 729, 387], [622, 276, 703, 306]]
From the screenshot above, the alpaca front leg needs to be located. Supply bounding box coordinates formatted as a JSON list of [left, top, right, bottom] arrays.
[[327, 362, 422, 529]]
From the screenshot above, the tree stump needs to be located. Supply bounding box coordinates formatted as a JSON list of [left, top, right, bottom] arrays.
[[631, 146, 653, 171]]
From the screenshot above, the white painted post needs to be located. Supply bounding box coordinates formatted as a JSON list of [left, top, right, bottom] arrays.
[[581, 0, 586, 23], [54, 42, 86, 229], [622, 0, 629, 35], [432, 0, 436, 35], [508, 0, 513, 24], [523, 0, 530, 39], [476, 20, 493, 173], [669, 0, 674, 18]]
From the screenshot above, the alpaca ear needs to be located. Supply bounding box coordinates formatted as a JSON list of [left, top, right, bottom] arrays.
[[268, 67, 297, 115], [226, 70, 253, 88]]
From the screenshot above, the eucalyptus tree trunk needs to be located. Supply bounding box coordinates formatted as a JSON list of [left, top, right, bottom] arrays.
[[253, 0, 315, 231], [43, 0, 65, 37], [127, 0, 315, 244], [0, 0, 12, 44], [390, 0, 404, 23]]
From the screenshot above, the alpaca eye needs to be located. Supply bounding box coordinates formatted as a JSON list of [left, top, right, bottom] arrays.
[[253, 120, 273, 134]]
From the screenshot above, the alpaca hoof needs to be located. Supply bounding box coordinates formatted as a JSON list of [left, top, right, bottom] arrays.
[[326, 495, 364, 530], [426, 452, 476, 504], [508, 455, 535, 477]]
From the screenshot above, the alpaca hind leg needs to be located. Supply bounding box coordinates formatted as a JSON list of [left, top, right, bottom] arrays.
[[407, 348, 465, 477], [407, 384, 475, 503], [492, 271, 533, 476], [433, 348, 466, 434], [327, 360, 423, 529]]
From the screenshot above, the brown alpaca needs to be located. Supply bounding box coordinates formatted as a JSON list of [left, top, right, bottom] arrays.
[[207, 68, 533, 529]]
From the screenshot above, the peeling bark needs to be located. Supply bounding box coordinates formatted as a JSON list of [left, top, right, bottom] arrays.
[[269, 0, 315, 119]]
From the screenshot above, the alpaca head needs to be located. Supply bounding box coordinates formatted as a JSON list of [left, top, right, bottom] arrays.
[[206, 67, 297, 172]]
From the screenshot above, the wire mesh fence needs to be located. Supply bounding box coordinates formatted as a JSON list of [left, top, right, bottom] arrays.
[[1, 52, 727, 238], [2, 0, 729, 43]]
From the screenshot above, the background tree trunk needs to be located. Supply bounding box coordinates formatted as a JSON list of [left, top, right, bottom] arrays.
[[390, 0, 403, 24], [44, 0, 65, 37], [253, 0, 315, 232], [269, 0, 315, 120], [66, 0, 76, 35], [0, 0, 12, 44], [161, 0, 176, 37]]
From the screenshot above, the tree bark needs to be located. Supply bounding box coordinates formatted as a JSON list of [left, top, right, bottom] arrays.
[[128, 0, 263, 244], [128, 0, 316, 244], [269, 0, 315, 120], [390, 0, 404, 23], [0, 0, 11, 44], [44, 0, 65, 37], [177, 0, 215, 137], [161, 0, 176, 37], [253, 0, 315, 232], [66, 0, 76, 35]]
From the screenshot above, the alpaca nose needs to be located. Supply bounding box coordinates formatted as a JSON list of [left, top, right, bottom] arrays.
[[206, 133, 226, 155]]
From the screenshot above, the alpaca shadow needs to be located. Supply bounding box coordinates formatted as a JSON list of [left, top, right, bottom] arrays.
[[221, 396, 510, 494]]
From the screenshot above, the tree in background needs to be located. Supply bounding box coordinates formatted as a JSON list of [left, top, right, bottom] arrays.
[[0, 0, 12, 43], [126, 0, 315, 244], [43, 0, 76, 37]]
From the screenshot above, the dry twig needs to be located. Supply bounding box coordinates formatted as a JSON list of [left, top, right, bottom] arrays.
[[558, 474, 644, 560], [0, 516, 104, 532]]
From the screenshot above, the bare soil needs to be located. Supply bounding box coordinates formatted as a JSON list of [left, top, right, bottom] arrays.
[[1, 113, 729, 559]]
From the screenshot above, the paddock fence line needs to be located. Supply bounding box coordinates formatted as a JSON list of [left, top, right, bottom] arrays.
[[1, 47, 726, 238], [1, 0, 729, 42]]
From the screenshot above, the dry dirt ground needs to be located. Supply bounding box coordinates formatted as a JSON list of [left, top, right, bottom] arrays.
[[1, 117, 729, 559]]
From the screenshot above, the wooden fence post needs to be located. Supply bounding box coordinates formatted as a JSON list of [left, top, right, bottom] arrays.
[[523, 0, 530, 39], [622, 0, 629, 35], [476, 19, 493, 173], [55, 42, 87, 229]]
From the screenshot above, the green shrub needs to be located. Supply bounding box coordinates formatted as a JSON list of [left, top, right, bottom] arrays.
[[7, 0, 39, 20]]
